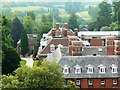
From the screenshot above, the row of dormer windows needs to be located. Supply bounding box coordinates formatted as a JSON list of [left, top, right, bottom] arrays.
[[62, 64, 118, 74]]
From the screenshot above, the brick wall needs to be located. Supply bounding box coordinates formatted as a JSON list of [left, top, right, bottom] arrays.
[[90, 39, 103, 46], [66, 78, 119, 88]]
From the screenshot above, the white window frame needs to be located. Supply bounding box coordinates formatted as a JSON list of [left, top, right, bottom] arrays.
[[101, 80, 105, 85], [112, 67, 117, 73], [63, 65, 69, 74], [113, 79, 117, 85], [76, 80, 80, 85], [86, 64, 94, 74], [110, 64, 118, 74], [88, 80, 93, 85], [74, 64, 81, 74], [98, 64, 106, 74], [50, 44, 55, 52]]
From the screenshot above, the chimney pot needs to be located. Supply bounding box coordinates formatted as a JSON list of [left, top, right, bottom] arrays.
[[62, 28, 68, 37], [56, 23, 60, 30], [64, 23, 68, 29], [74, 28, 78, 36], [51, 28, 56, 37]]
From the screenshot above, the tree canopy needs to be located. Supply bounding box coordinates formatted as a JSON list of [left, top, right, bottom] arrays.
[[23, 16, 34, 34], [2, 61, 65, 89], [68, 13, 79, 30], [11, 17, 23, 48], [65, 2, 84, 14], [20, 29, 29, 57], [2, 15, 21, 75]]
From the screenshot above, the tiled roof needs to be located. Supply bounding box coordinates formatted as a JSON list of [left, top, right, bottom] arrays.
[[58, 55, 120, 78], [39, 38, 69, 54]]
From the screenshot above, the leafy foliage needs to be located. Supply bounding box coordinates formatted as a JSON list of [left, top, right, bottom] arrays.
[[68, 13, 79, 30], [112, 1, 120, 22], [64, 80, 79, 89], [11, 17, 23, 47], [23, 16, 34, 34], [2, 61, 65, 89], [100, 26, 111, 31], [2, 15, 21, 75], [97, 2, 112, 28], [20, 29, 29, 57], [65, 2, 84, 14], [88, 6, 99, 21], [27, 11, 36, 20]]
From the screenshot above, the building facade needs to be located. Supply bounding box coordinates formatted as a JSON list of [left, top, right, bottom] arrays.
[[38, 23, 120, 89]]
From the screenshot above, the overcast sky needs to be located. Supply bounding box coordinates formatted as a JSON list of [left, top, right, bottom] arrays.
[[1, 0, 112, 2], [1, 0, 119, 3]]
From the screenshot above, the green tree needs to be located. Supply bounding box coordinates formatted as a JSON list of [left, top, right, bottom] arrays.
[[64, 80, 79, 89], [68, 13, 79, 30], [100, 26, 111, 31], [65, 2, 84, 14], [98, 2, 112, 26], [27, 11, 35, 20], [23, 16, 34, 34], [11, 17, 24, 48], [20, 29, 29, 57], [2, 15, 21, 75], [88, 6, 99, 21], [2, 61, 65, 89], [2, 75, 19, 88], [41, 14, 47, 23], [112, 1, 120, 22], [2, 45, 21, 74]]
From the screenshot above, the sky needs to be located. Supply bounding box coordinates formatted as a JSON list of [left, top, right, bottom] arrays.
[[1, 0, 114, 2]]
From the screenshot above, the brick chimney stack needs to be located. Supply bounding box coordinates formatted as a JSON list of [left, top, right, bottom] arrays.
[[64, 23, 68, 29], [74, 28, 78, 36], [62, 28, 68, 37], [51, 28, 56, 37], [56, 23, 60, 30], [106, 36, 115, 55]]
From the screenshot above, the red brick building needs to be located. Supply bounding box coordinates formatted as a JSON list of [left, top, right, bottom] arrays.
[[38, 23, 120, 89]]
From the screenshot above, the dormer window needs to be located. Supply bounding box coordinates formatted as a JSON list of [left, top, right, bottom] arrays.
[[74, 64, 82, 74], [98, 64, 106, 74], [62, 65, 69, 74], [50, 44, 55, 52], [86, 64, 94, 74], [110, 64, 118, 73]]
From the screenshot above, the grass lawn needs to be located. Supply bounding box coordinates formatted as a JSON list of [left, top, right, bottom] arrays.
[[20, 59, 26, 66]]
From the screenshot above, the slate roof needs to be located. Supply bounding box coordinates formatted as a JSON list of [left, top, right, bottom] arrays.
[[39, 38, 69, 55], [82, 46, 106, 56], [57, 46, 106, 56], [58, 55, 120, 78]]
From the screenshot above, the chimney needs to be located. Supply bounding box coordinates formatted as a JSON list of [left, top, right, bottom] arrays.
[[56, 23, 60, 30], [74, 28, 78, 36], [81, 34, 84, 40], [64, 23, 68, 29], [62, 28, 68, 37], [51, 28, 56, 37]]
